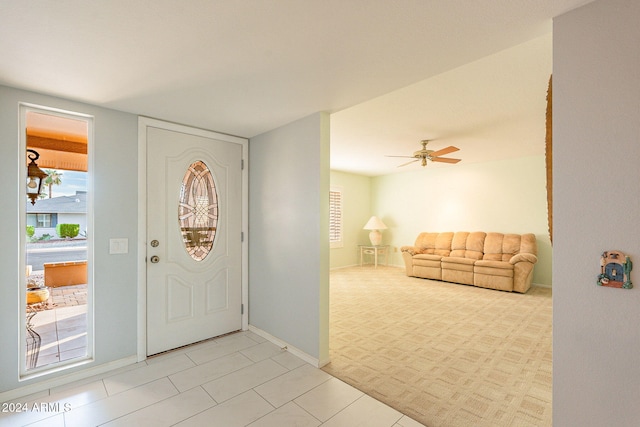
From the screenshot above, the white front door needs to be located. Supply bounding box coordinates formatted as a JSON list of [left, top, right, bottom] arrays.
[[145, 121, 244, 355]]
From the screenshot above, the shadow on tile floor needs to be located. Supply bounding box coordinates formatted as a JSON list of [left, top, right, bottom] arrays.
[[26, 284, 88, 368]]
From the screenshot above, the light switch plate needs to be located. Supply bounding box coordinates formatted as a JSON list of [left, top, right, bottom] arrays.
[[109, 238, 129, 254]]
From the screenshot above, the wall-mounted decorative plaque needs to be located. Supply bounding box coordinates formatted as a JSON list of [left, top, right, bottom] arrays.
[[598, 250, 632, 289]]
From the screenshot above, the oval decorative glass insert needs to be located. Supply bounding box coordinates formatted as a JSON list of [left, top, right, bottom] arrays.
[[178, 160, 218, 261]]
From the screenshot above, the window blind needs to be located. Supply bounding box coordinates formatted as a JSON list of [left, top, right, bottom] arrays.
[[329, 189, 342, 244]]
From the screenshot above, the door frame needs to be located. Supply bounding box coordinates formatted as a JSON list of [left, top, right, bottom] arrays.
[[136, 117, 248, 361]]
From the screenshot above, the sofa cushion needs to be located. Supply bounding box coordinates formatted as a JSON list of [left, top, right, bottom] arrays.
[[519, 234, 538, 256], [414, 232, 453, 255], [449, 232, 469, 258], [475, 265, 514, 278], [503, 234, 522, 257], [414, 254, 443, 261], [466, 232, 487, 259], [415, 265, 442, 280], [414, 232, 438, 254], [475, 259, 514, 270], [449, 231, 487, 260], [434, 232, 453, 256], [442, 256, 476, 265], [413, 254, 442, 268], [483, 233, 522, 261], [482, 232, 504, 260], [475, 260, 514, 278], [442, 268, 474, 285], [442, 256, 475, 272], [475, 274, 513, 291]]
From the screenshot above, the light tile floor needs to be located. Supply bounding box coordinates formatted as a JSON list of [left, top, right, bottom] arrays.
[[28, 304, 88, 368], [3, 331, 425, 427]]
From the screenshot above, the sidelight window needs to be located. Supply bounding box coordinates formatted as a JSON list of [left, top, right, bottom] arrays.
[[21, 105, 93, 377]]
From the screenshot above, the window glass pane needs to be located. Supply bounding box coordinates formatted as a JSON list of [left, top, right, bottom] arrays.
[[178, 160, 218, 261], [23, 107, 91, 375], [37, 214, 50, 228], [26, 214, 37, 227]]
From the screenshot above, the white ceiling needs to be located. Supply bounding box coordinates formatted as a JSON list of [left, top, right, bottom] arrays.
[[1, 0, 594, 176], [331, 33, 552, 176]]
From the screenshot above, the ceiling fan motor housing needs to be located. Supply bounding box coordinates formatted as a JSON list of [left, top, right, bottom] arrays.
[[414, 149, 433, 158]]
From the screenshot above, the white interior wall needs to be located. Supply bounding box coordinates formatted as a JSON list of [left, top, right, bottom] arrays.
[[0, 85, 333, 396], [554, 0, 640, 425], [0, 85, 139, 394], [249, 112, 330, 364]]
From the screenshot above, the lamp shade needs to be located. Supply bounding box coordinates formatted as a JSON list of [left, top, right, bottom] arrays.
[[363, 216, 387, 230]]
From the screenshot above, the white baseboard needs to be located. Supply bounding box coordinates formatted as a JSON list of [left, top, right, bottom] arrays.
[[0, 355, 138, 402], [532, 282, 552, 289], [330, 263, 404, 271], [329, 264, 359, 271], [248, 325, 328, 368]]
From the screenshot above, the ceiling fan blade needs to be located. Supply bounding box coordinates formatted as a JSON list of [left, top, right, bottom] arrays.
[[429, 146, 459, 157], [397, 159, 420, 167], [431, 157, 461, 164], [386, 155, 416, 158]]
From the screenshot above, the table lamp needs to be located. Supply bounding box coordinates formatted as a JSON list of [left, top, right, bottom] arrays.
[[363, 216, 387, 246]]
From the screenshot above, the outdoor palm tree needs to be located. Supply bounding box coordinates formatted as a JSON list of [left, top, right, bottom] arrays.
[[43, 169, 63, 198]]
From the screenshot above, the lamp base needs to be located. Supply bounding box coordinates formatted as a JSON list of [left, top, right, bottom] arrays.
[[369, 230, 382, 246]]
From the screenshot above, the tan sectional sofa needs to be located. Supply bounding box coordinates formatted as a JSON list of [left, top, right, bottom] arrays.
[[401, 232, 538, 293]]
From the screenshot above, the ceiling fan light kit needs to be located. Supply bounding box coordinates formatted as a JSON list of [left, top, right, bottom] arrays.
[[387, 140, 461, 168]]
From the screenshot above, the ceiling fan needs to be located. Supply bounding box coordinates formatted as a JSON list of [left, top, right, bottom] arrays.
[[387, 140, 461, 167]]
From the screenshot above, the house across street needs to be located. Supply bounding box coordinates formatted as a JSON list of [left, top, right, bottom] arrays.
[[26, 191, 87, 239]]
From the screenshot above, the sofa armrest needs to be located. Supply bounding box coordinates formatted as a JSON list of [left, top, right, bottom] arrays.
[[511, 254, 538, 293], [509, 253, 538, 265], [401, 246, 419, 256], [401, 250, 415, 277]]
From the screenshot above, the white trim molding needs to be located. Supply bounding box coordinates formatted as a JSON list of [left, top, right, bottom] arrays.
[[248, 325, 330, 368], [0, 356, 138, 402]]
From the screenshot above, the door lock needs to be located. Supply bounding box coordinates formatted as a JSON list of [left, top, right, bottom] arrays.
[[150, 255, 160, 263], [150, 240, 159, 247]]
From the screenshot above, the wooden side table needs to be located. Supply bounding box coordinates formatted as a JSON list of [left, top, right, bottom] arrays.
[[359, 245, 389, 268]]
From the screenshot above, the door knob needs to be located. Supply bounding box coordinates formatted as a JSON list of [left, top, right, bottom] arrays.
[[150, 255, 160, 263]]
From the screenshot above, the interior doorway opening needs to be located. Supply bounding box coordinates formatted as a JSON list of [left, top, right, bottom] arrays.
[[20, 105, 93, 377]]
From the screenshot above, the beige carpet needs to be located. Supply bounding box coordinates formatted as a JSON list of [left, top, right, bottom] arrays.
[[323, 266, 552, 427]]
